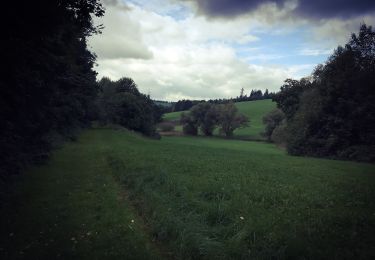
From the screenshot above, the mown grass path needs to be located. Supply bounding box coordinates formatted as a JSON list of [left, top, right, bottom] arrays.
[[0, 130, 160, 260]]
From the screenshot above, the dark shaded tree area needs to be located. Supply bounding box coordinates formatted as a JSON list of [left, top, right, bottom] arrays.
[[268, 24, 375, 162], [97, 77, 163, 137], [181, 102, 249, 137], [172, 99, 203, 112], [225, 88, 275, 103], [0, 0, 104, 180]]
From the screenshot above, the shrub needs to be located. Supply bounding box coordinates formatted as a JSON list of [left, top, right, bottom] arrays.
[[158, 122, 175, 132], [262, 108, 286, 141], [271, 120, 287, 145]]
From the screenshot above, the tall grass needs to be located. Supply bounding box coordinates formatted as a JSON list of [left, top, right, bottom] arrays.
[[105, 130, 375, 259]]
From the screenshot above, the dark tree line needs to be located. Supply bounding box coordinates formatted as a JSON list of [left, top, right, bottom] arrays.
[[234, 88, 275, 102], [97, 77, 163, 137], [0, 0, 104, 180], [171, 100, 204, 113], [168, 89, 275, 113], [181, 102, 249, 137], [263, 24, 375, 162]]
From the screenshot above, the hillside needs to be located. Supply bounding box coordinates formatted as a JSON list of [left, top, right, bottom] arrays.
[[234, 99, 276, 139], [162, 99, 276, 139], [2, 128, 374, 259]]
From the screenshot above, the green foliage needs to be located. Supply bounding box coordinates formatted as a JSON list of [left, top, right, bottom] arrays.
[[0, 0, 104, 179], [164, 100, 276, 140], [180, 102, 249, 137], [217, 103, 249, 137], [274, 24, 375, 162], [158, 122, 175, 132], [190, 103, 219, 136], [270, 120, 287, 144], [273, 78, 312, 120], [180, 112, 198, 135], [262, 108, 286, 141], [97, 77, 161, 136]]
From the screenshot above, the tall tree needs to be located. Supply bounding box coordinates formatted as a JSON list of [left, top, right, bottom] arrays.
[[274, 24, 375, 161], [97, 77, 161, 136], [217, 103, 249, 137], [0, 0, 104, 179]]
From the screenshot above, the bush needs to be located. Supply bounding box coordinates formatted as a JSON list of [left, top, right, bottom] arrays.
[[97, 77, 159, 137], [271, 120, 287, 145], [181, 112, 198, 135], [262, 108, 285, 141], [158, 122, 175, 132]]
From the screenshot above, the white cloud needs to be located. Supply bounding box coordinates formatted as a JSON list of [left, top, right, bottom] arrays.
[[95, 44, 300, 100], [90, 1, 364, 101], [89, 4, 153, 59]]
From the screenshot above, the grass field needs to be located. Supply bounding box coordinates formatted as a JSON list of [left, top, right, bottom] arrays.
[[233, 99, 276, 139], [162, 99, 276, 139], [163, 111, 183, 121], [2, 128, 374, 259], [0, 130, 161, 260]]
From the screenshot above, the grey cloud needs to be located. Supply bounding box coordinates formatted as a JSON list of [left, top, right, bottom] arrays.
[[184, 0, 375, 19]]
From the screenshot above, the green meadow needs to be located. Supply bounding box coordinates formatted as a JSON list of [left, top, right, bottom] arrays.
[[233, 99, 276, 139], [163, 110, 184, 121], [1, 128, 374, 259], [163, 99, 276, 139]]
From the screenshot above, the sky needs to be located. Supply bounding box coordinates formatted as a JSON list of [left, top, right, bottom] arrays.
[[89, 0, 375, 101]]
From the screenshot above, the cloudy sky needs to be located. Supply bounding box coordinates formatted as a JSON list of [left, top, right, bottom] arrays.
[[89, 0, 375, 101]]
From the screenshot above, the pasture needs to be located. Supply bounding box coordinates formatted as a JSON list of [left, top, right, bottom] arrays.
[[2, 128, 374, 259]]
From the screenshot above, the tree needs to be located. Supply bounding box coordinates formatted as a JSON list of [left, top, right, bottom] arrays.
[[217, 103, 249, 137], [274, 24, 375, 162], [190, 103, 219, 136], [180, 112, 198, 135], [240, 88, 245, 99], [273, 78, 312, 120], [249, 89, 263, 101], [97, 77, 160, 136], [0, 0, 104, 179], [263, 89, 269, 99], [262, 108, 286, 141]]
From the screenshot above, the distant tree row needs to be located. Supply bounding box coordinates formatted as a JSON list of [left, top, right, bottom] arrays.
[[234, 88, 275, 102], [171, 99, 204, 113], [0, 0, 104, 179], [97, 77, 163, 137], [180, 102, 249, 137], [263, 24, 375, 162], [168, 89, 275, 113]]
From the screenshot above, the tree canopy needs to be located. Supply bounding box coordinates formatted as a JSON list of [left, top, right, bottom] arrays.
[[181, 102, 249, 137], [269, 24, 375, 162], [0, 0, 104, 179], [97, 77, 162, 136]]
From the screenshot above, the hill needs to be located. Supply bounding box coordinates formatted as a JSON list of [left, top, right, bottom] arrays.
[[162, 99, 276, 139]]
